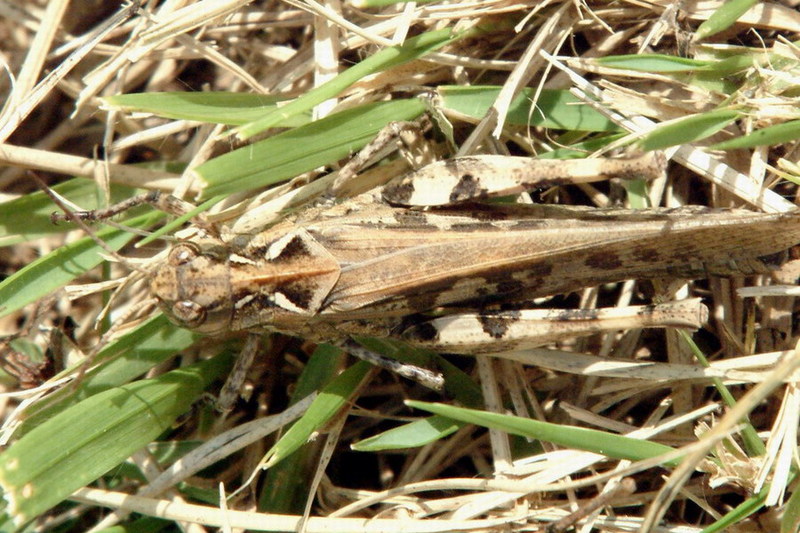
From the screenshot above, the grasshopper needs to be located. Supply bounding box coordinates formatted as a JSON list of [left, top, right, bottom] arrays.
[[120, 149, 800, 393], [46, 143, 800, 395]]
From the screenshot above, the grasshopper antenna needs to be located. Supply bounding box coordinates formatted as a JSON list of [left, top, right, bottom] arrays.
[[30, 172, 150, 275], [30, 172, 161, 390]]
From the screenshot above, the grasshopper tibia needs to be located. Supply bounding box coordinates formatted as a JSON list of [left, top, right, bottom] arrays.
[[330, 117, 434, 196], [342, 340, 444, 391]]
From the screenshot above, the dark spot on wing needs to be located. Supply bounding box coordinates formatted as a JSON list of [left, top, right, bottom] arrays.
[[584, 252, 623, 270], [432, 204, 513, 221], [527, 262, 554, 278], [233, 290, 276, 314], [272, 234, 310, 262], [403, 292, 440, 314], [632, 247, 661, 263], [521, 262, 554, 293], [449, 222, 503, 232], [392, 209, 430, 226], [496, 278, 525, 296], [278, 280, 315, 311]]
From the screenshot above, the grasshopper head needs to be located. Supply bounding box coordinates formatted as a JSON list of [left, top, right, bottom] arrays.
[[151, 241, 234, 335]]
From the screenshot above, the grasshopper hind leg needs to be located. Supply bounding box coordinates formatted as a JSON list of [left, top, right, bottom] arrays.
[[400, 299, 709, 355]]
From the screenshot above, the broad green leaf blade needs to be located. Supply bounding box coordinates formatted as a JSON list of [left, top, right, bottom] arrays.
[[0, 211, 162, 319], [353, 415, 461, 451], [711, 119, 800, 150], [0, 354, 231, 525], [196, 98, 426, 199], [638, 109, 739, 151], [695, 0, 759, 41], [700, 488, 767, 533], [782, 480, 800, 533], [259, 343, 344, 513], [407, 401, 681, 466], [290, 344, 346, 402], [439, 86, 618, 132], [103, 91, 309, 126], [595, 54, 711, 72], [261, 361, 371, 469], [17, 315, 200, 435], [234, 29, 454, 139]]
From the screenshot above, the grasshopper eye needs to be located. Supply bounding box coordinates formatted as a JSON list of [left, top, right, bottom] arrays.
[[171, 300, 207, 328], [168, 243, 200, 266]]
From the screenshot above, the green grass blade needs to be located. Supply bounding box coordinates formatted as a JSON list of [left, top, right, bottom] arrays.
[[343, 337, 484, 451], [103, 91, 309, 127], [261, 361, 371, 469], [711, 119, 800, 150], [700, 487, 767, 532], [439, 86, 618, 132], [353, 415, 462, 451], [234, 29, 454, 139], [639, 109, 739, 151], [678, 330, 765, 456], [782, 479, 800, 533], [407, 400, 681, 466], [17, 315, 200, 434], [0, 353, 231, 525], [595, 54, 711, 72], [695, 0, 759, 41], [350, 336, 483, 404], [258, 343, 344, 513], [0, 211, 162, 319], [196, 98, 426, 199]]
